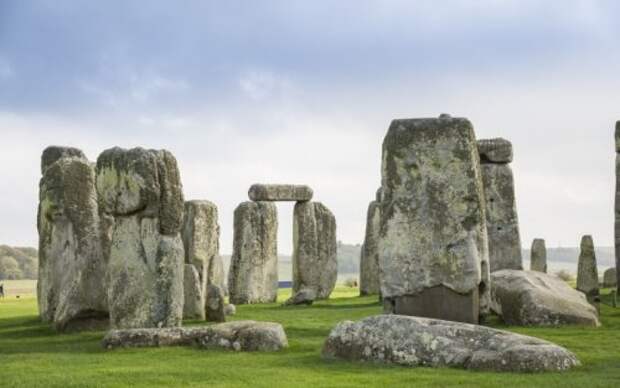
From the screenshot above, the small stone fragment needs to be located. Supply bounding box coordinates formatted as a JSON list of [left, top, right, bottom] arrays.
[[248, 184, 313, 202], [224, 304, 236, 316]]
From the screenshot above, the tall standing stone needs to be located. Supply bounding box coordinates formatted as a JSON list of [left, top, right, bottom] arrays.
[[228, 201, 278, 304], [477, 138, 523, 272], [530, 239, 547, 273], [287, 201, 338, 305], [181, 200, 223, 319], [183, 264, 205, 320], [378, 116, 490, 324], [96, 147, 185, 329], [37, 146, 108, 331], [615, 121, 620, 296], [576, 235, 599, 299], [360, 200, 381, 296]]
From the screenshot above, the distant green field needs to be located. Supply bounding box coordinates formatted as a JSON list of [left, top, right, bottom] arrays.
[[0, 287, 619, 387]]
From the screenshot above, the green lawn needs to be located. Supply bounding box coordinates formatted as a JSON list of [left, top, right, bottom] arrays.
[[0, 287, 619, 388]]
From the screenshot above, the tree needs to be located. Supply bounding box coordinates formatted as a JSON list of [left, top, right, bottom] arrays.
[[0, 256, 23, 280]]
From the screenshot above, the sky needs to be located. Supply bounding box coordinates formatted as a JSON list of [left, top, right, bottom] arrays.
[[1, 0, 619, 255]]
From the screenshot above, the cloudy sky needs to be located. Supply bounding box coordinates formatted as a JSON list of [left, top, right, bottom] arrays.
[[1, 1, 619, 254]]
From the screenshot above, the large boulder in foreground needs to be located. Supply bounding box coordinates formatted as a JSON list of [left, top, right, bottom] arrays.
[[491, 270, 600, 327], [287, 201, 337, 304], [96, 147, 185, 329], [228, 201, 278, 304], [322, 315, 579, 372], [38, 147, 108, 331], [102, 321, 288, 352], [379, 116, 490, 323]]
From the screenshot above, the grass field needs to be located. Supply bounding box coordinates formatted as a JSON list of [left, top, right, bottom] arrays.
[[1, 284, 619, 388]]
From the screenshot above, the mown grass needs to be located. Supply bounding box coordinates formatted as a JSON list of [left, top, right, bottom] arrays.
[[0, 287, 619, 387]]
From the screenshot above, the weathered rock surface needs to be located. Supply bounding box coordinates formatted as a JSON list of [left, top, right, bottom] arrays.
[[530, 239, 547, 273], [576, 235, 599, 298], [603, 267, 617, 288], [224, 304, 236, 316], [378, 116, 490, 323], [37, 148, 108, 331], [96, 147, 185, 329], [181, 200, 224, 315], [228, 201, 278, 304], [288, 201, 337, 304], [248, 184, 313, 202], [102, 321, 288, 352], [206, 284, 226, 322], [183, 264, 205, 320], [477, 138, 513, 164], [322, 315, 579, 372], [360, 201, 381, 296], [478, 138, 522, 272], [491, 270, 600, 327], [616, 122, 620, 294]]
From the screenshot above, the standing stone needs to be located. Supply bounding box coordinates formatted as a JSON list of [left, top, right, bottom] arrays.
[[181, 200, 222, 319], [248, 184, 313, 202], [530, 239, 547, 273], [228, 202, 278, 304], [37, 147, 108, 331], [96, 147, 185, 329], [615, 121, 620, 296], [603, 267, 617, 288], [478, 138, 523, 272], [576, 235, 599, 299], [360, 200, 381, 296], [378, 116, 490, 324], [183, 264, 205, 320], [205, 284, 226, 322], [287, 201, 338, 305]]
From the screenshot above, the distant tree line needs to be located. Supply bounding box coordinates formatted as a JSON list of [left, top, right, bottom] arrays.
[[0, 245, 38, 280]]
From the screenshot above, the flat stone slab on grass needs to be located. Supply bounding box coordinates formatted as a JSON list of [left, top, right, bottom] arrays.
[[248, 184, 313, 202], [491, 270, 600, 327], [102, 321, 288, 352], [322, 315, 580, 372]]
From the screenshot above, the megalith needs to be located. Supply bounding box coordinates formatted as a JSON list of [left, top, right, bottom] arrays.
[[96, 147, 185, 329], [248, 184, 313, 202], [181, 200, 223, 319], [603, 267, 617, 288], [530, 239, 547, 273], [378, 116, 490, 324], [183, 264, 205, 320], [228, 201, 278, 304], [576, 235, 599, 299], [360, 199, 381, 296], [477, 138, 523, 272], [205, 284, 226, 323], [287, 201, 338, 305], [37, 146, 108, 331]]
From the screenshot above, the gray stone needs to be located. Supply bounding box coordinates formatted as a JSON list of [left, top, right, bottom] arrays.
[[102, 321, 288, 352], [577, 235, 599, 298], [287, 201, 337, 304], [228, 202, 278, 304], [37, 151, 108, 331], [224, 304, 236, 316], [183, 264, 205, 320], [248, 184, 313, 202], [206, 284, 226, 323], [378, 117, 490, 323], [322, 315, 580, 372], [479, 160, 523, 272], [283, 288, 316, 306], [181, 200, 223, 313], [530, 239, 547, 273], [41, 146, 87, 173], [96, 147, 185, 329], [491, 270, 600, 327], [477, 138, 513, 164], [360, 201, 381, 296], [603, 267, 617, 288], [375, 187, 383, 202]]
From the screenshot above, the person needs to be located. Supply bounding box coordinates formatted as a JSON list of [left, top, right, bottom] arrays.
[[0, 283, 4, 298]]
